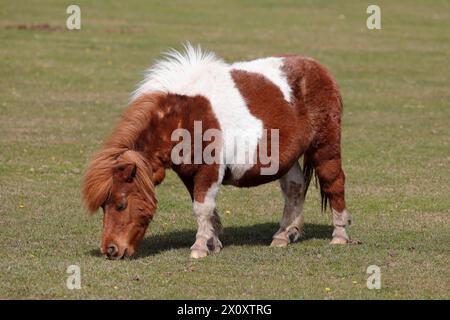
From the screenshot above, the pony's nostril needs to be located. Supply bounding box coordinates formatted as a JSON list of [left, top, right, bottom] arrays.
[[106, 244, 118, 257]]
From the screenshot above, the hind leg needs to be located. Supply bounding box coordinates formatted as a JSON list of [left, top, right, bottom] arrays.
[[271, 161, 305, 247], [311, 145, 352, 244]]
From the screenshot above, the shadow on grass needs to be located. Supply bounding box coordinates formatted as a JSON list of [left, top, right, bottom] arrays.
[[138, 222, 331, 258], [87, 223, 332, 258]]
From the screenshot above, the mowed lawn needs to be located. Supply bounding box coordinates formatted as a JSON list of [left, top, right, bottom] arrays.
[[1, 0, 449, 299]]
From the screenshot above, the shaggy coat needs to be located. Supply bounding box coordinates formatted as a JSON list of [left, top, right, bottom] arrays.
[[82, 44, 352, 259]]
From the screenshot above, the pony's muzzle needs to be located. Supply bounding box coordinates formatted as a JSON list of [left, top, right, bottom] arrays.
[[103, 241, 134, 259], [106, 244, 119, 259]]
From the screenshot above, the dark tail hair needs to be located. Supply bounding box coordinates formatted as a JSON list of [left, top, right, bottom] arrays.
[[302, 150, 329, 212]]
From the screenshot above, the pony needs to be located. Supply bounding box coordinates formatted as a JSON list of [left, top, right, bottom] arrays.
[[82, 44, 352, 259]]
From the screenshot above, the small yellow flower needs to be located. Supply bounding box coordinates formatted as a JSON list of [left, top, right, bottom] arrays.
[[19, 204, 25, 208], [325, 287, 331, 293], [352, 280, 358, 284], [225, 210, 231, 214], [113, 286, 118, 290]]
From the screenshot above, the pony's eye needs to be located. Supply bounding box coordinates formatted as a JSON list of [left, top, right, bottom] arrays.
[[116, 203, 126, 212]]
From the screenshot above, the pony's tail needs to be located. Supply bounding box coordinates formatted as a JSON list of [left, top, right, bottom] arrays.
[[302, 150, 329, 212]]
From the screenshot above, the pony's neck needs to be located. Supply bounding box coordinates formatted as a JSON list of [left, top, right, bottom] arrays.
[[132, 94, 188, 185], [109, 93, 214, 186]]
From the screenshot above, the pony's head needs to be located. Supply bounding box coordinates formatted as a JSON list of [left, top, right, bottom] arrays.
[[82, 148, 156, 259]]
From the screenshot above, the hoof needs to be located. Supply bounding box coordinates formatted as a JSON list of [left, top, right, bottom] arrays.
[[330, 237, 349, 245], [270, 238, 289, 247], [208, 238, 223, 254], [210, 243, 222, 254], [190, 249, 209, 259]]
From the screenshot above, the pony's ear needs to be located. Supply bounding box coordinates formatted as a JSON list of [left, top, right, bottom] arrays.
[[114, 162, 136, 183]]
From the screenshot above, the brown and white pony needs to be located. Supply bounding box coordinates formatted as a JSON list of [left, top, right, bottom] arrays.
[[82, 44, 352, 259]]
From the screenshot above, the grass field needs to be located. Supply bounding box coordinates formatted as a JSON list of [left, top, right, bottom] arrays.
[[1, 0, 449, 299]]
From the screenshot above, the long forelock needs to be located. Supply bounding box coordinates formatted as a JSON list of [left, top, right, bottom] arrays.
[[82, 149, 156, 213], [121, 150, 156, 209], [82, 147, 125, 213]]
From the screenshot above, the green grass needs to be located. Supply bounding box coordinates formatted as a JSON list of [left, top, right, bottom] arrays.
[[1, 0, 449, 299]]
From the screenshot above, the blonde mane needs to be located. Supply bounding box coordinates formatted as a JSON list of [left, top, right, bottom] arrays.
[[131, 43, 225, 101], [82, 93, 162, 213]]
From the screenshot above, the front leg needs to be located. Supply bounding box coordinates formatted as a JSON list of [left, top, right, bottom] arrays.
[[190, 206, 223, 258], [189, 167, 224, 259]]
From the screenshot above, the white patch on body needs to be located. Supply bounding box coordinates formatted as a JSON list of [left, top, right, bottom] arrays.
[[231, 57, 292, 103], [132, 43, 289, 180]]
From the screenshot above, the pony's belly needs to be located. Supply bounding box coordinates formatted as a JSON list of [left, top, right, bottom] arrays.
[[222, 163, 291, 187], [222, 148, 299, 187]]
